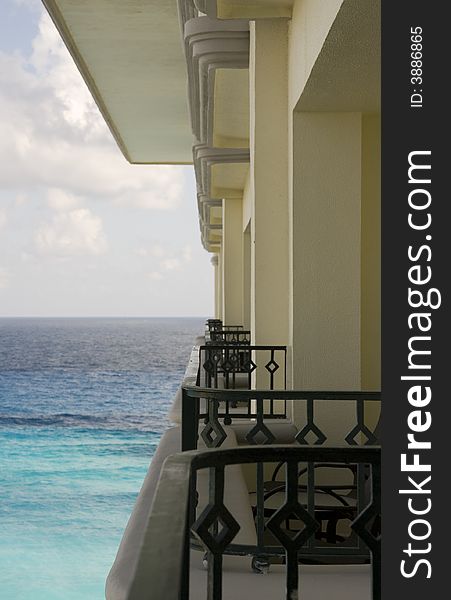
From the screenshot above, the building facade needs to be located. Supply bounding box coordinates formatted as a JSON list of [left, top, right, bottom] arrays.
[[42, 1, 381, 598]]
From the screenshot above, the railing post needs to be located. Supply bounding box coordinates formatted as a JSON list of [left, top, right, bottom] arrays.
[[140, 445, 381, 600], [182, 387, 198, 451], [180, 495, 191, 600]]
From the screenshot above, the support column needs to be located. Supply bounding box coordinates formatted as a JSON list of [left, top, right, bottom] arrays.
[[249, 19, 290, 354], [361, 114, 381, 392], [242, 224, 251, 329], [292, 112, 362, 390], [291, 111, 362, 438], [361, 114, 381, 431], [211, 254, 220, 318], [222, 197, 244, 325], [217, 248, 224, 321]]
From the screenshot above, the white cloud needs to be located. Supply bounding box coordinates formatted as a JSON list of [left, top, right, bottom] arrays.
[[30, 11, 100, 133], [182, 244, 193, 263], [0, 208, 7, 229], [0, 267, 10, 289], [136, 243, 166, 258], [15, 193, 28, 206], [47, 188, 81, 211], [161, 257, 182, 271], [137, 242, 195, 280], [13, 0, 41, 8], [0, 3, 214, 316], [148, 271, 163, 281], [34, 208, 107, 256], [152, 244, 194, 276], [151, 244, 168, 258], [0, 10, 185, 210]]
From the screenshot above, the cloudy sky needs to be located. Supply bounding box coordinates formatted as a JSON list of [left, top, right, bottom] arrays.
[[0, 0, 213, 317]]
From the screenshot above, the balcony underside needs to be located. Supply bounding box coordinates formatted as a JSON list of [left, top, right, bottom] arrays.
[[43, 0, 193, 164]]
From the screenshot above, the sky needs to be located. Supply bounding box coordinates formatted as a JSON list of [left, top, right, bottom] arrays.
[[0, 0, 214, 317]]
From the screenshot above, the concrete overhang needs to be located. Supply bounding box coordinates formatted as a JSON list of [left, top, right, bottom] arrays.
[[180, 10, 250, 253], [201, 220, 222, 252], [195, 0, 294, 19], [194, 145, 249, 199], [42, 0, 193, 164], [194, 144, 249, 251], [210, 162, 249, 198], [213, 68, 249, 148], [183, 16, 249, 146], [296, 0, 380, 113]]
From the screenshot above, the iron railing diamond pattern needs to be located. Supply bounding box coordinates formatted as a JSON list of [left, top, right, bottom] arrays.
[[182, 387, 380, 453], [184, 446, 381, 600]]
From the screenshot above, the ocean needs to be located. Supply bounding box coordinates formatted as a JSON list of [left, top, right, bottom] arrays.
[[0, 317, 204, 600]]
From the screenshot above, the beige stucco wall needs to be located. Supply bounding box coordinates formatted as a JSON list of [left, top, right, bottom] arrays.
[[290, 110, 381, 433], [243, 224, 251, 330], [212, 254, 220, 318], [361, 114, 381, 391], [210, 2, 381, 409], [288, 0, 344, 111], [217, 248, 224, 320], [290, 111, 363, 439], [291, 112, 362, 393], [242, 170, 252, 230], [242, 172, 253, 331], [361, 114, 381, 431], [249, 19, 290, 356], [222, 197, 244, 325]]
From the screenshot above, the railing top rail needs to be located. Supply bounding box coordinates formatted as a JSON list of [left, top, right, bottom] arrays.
[[186, 443, 381, 470], [199, 344, 287, 351], [133, 445, 381, 600], [209, 331, 251, 337], [127, 451, 192, 600], [182, 384, 381, 401]]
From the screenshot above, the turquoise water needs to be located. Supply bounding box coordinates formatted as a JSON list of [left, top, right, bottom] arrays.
[[0, 318, 204, 600]]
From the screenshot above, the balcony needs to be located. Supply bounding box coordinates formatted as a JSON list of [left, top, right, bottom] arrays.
[[106, 321, 381, 600], [136, 445, 380, 600]]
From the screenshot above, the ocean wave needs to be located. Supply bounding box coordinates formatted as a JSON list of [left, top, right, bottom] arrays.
[[0, 412, 167, 433]]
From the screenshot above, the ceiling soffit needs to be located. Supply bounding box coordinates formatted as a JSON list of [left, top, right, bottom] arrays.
[[194, 0, 294, 19], [183, 16, 249, 145], [43, 0, 193, 164], [296, 0, 380, 112], [178, 4, 252, 251], [213, 69, 249, 148], [193, 144, 249, 250]]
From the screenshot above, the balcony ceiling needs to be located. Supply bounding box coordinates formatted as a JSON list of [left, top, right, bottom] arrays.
[[297, 0, 381, 113], [43, 0, 193, 164], [213, 69, 249, 149], [197, 0, 294, 19], [210, 162, 249, 199]]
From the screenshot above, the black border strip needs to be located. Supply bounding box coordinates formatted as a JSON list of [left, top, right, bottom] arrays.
[[382, 2, 447, 596]]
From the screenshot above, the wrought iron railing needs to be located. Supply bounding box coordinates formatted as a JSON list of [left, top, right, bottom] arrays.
[[207, 330, 251, 345], [205, 318, 223, 332], [205, 319, 244, 332], [141, 445, 381, 600], [198, 344, 287, 389], [181, 387, 380, 451]]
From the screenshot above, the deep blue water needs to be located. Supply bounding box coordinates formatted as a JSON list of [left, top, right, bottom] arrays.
[[0, 318, 204, 600]]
